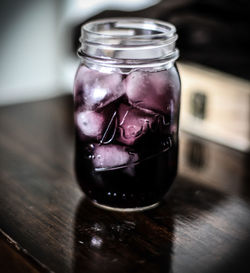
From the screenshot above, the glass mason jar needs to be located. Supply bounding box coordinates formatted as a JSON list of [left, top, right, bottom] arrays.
[[74, 18, 181, 211]]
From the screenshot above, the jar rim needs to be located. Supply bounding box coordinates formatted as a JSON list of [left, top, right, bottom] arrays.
[[78, 17, 179, 71], [82, 17, 177, 40]]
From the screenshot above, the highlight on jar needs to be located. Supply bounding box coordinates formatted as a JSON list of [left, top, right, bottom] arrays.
[[73, 18, 181, 211]]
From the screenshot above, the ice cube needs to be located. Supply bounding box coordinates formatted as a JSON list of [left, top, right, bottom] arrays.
[[76, 105, 118, 142], [125, 69, 179, 114], [76, 110, 104, 139], [74, 66, 125, 110], [117, 103, 156, 146], [93, 144, 138, 169]]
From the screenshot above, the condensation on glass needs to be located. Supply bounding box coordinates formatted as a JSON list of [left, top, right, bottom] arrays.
[[73, 18, 181, 211]]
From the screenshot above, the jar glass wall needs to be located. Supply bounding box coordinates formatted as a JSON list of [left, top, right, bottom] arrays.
[[73, 18, 181, 211]]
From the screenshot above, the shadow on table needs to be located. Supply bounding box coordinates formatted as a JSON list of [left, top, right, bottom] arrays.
[[72, 175, 228, 273], [73, 198, 174, 273]]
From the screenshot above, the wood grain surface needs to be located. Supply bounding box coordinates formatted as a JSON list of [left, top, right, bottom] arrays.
[[0, 95, 249, 273]]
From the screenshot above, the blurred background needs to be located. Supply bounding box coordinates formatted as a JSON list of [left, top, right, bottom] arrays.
[[0, 0, 249, 150], [0, 3, 249, 271]]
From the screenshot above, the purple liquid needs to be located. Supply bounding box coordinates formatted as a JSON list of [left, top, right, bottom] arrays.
[[74, 66, 180, 209], [75, 139, 177, 208]]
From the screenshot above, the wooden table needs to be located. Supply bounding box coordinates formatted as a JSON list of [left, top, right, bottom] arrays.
[[0, 95, 249, 273]]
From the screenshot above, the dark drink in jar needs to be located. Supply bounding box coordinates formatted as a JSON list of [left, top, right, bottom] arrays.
[[74, 18, 181, 211]]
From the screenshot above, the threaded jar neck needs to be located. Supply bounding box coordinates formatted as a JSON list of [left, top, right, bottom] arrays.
[[78, 18, 179, 72]]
